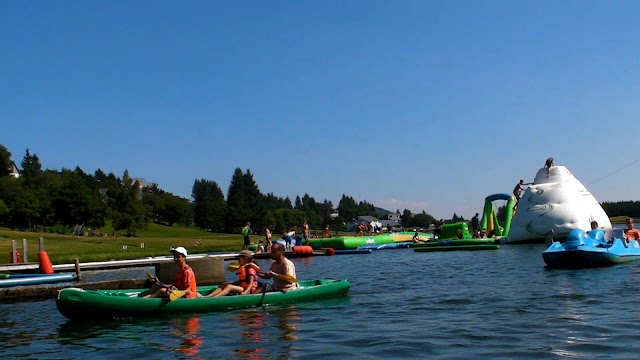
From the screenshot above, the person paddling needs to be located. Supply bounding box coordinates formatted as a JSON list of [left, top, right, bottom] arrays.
[[255, 243, 299, 293], [206, 250, 260, 297], [145, 247, 197, 299]]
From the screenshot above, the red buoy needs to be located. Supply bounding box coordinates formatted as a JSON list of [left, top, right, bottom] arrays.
[[322, 247, 336, 256], [9, 251, 21, 263]]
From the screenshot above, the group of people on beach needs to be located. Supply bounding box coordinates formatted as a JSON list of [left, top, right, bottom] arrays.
[[243, 220, 314, 253], [144, 243, 299, 300]]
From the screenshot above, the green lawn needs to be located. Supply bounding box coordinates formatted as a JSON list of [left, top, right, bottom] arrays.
[[0, 223, 245, 264], [609, 216, 636, 224]]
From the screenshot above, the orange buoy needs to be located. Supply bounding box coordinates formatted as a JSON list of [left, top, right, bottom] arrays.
[[292, 245, 313, 254], [38, 251, 54, 274]]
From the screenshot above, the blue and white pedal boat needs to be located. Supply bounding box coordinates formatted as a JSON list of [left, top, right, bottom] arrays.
[[542, 229, 640, 268]]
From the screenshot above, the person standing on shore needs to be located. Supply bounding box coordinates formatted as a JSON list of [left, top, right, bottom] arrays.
[[264, 225, 272, 252], [302, 219, 310, 245], [242, 222, 251, 250]]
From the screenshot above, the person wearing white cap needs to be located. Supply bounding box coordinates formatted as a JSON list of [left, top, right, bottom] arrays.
[[145, 246, 197, 299]]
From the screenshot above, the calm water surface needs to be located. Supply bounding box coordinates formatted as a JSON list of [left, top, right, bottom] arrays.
[[2, 245, 640, 359]]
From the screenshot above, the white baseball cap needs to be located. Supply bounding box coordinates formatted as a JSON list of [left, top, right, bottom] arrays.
[[170, 246, 188, 257]]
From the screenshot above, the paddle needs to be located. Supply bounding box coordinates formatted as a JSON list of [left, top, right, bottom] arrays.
[[270, 272, 298, 283], [145, 271, 186, 301], [226, 261, 240, 272]]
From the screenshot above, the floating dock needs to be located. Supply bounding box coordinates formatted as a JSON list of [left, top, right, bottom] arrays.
[[414, 244, 500, 252]]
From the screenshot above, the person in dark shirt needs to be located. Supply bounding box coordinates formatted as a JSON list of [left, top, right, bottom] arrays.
[[470, 213, 480, 232], [545, 157, 554, 176]]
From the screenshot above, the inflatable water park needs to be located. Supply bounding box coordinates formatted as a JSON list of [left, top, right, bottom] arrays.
[[426, 163, 612, 246], [307, 231, 431, 250], [504, 165, 611, 244], [298, 163, 612, 248]]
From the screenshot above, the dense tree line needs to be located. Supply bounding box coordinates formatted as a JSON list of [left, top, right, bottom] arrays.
[[0, 144, 194, 235], [0, 144, 444, 236], [601, 201, 640, 219]]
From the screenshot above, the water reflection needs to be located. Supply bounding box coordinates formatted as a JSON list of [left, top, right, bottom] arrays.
[[172, 316, 203, 358], [229, 306, 302, 359], [58, 319, 123, 343], [232, 310, 267, 359], [272, 306, 301, 342]]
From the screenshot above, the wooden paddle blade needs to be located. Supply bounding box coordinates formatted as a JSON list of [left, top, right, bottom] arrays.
[[226, 261, 240, 272], [274, 273, 298, 283], [169, 290, 186, 301], [146, 271, 166, 287]]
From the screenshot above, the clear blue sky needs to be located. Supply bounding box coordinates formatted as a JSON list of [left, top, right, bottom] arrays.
[[2, 1, 639, 220]]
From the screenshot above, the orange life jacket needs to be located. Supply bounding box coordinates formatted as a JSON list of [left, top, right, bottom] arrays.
[[236, 263, 260, 290]]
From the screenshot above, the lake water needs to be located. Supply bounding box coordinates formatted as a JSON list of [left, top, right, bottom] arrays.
[[2, 244, 640, 359]]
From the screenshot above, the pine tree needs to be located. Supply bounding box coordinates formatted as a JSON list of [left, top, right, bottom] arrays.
[[20, 148, 42, 179], [0, 145, 12, 177], [192, 178, 226, 231]]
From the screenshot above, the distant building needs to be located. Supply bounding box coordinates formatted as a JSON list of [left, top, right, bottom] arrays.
[[378, 212, 402, 230], [380, 219, 402, 230], [8, 161, 20, 179], [346, 216, 380, 232], [379, 212, 401, 222]]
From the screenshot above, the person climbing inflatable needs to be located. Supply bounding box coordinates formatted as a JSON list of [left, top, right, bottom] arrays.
[[545, 157, 554, 176]]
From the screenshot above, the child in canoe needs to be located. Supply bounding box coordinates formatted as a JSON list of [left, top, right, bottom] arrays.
[[206, 250, 260, 297]]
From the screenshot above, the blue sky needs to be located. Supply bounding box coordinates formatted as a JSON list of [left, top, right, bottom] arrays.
[[2, 1, 639, 220]]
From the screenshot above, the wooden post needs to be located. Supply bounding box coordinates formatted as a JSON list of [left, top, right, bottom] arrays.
[[74, 258, 82, 281], [39, 237, 45, 252], [11, 240, 17, 263], [22, 238, 27, 263]]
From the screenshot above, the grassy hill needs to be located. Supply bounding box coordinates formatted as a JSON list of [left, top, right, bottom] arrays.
[[0, 223, 245, 264]]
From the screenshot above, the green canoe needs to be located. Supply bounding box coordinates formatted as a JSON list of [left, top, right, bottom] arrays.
[[414, 244, 499, 252], [56, 279, 351, 320]]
